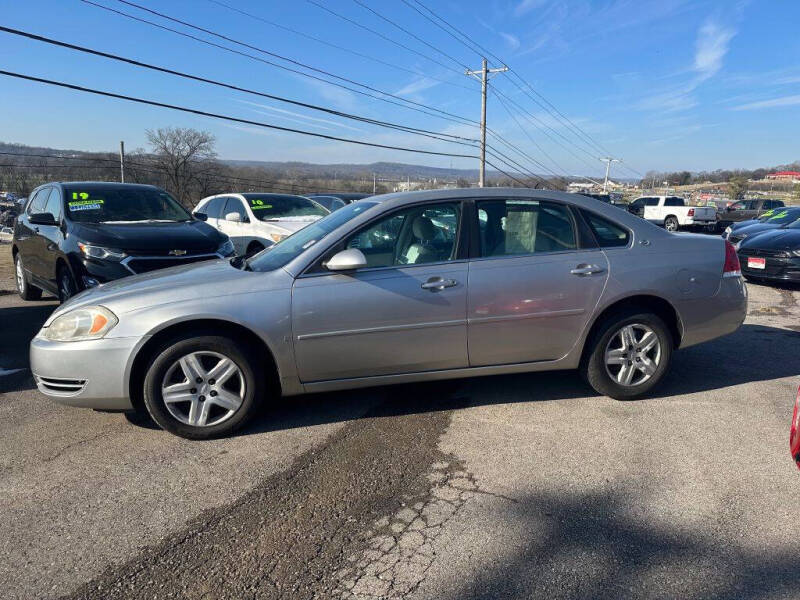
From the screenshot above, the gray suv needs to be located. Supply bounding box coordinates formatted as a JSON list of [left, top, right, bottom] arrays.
[[30, 188, 747, 439]]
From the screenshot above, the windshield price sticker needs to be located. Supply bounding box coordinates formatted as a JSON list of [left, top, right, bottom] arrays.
[[250, 199, 272, 210], [68, 197, 104, 211], [769, 210, 788, 220]]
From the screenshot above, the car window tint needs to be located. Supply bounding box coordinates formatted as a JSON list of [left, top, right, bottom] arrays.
[[582, 211, 630, 248], [223, 198, 247, 220], [664, 197, 684, 207], [345, 202, 460, 268], [28, 188, 49, 214], [204, 197, 225, 218], [43, 187, 62, 220], [476, 199, 576, 257]]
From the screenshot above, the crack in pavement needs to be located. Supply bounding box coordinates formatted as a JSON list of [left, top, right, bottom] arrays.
[[58, 387, 470, 600]]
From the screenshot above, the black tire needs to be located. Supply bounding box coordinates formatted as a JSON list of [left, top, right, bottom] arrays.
[[142, 334, 263, 439], [57, 265, 78, 303], [664, 216, 679, 232], [582, 310, 673, 400], [14, 253, 42, 301], [246, 241, 265, 257]]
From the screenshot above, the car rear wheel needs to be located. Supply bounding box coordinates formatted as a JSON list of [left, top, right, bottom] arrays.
[[14, 254, 42, 301], [664, 216, 679, 232], [143, 334, 263, 439], [582, 310, 673, 400]]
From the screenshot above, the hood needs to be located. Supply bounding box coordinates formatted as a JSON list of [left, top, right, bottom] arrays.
[[733, 222, 782, 237], [256, 216, 322, 235], [739, 228, 800, 250], [730, 219, 759, 230], [47, 259, 267, 323], [72, 220, 225, 253]]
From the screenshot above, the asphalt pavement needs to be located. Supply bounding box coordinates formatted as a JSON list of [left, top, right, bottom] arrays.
[[1, 279, 799, 600]]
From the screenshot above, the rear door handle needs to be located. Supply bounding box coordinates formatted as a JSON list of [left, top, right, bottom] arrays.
[[421, 277, 458, 291], [570, 264, 606, 276]]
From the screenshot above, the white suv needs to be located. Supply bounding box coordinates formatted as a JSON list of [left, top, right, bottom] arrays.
[[193, 193, 329, 255]]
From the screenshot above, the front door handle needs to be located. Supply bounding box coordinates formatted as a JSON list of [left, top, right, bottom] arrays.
[[570, 264, 606, 276], [421, 277, 458, 291]]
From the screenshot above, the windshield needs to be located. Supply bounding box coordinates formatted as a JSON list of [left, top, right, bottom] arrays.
[[64, 186, 190, 223], [247, 201, 378, 272], [244, 194, 328, 220], [765, 208, 800, 225]]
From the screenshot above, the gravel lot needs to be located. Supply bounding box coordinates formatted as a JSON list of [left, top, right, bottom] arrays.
[[0, 254, 798, 599]]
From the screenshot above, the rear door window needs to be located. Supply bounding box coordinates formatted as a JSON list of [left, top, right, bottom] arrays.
[[476, 199, 576, 257], [582, 211, 630, 248]]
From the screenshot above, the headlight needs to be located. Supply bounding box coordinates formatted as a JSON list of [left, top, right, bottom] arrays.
[[724, 226, 732, 235], [217, 238, 235, 256], [269, 232, 288, 243], [44, 306, 118, 342], [78, 242, 126, 261], [792, 249, 800, 257]]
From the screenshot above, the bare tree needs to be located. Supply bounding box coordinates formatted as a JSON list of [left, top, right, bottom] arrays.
[[145, 127, 218, 206]]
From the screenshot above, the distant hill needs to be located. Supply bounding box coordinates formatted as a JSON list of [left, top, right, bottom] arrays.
[[220, 160, 484, 181]]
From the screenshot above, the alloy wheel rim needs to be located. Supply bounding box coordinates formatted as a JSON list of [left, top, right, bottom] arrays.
[[16, 258, 24, 292], [161, 351, 245, 427], [604, 323, 661, 387]]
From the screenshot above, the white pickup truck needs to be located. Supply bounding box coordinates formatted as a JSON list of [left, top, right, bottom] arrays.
[[628, 195, 717, 232]]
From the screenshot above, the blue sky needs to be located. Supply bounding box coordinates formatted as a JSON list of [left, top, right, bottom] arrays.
[[1, 0, 799, 178]]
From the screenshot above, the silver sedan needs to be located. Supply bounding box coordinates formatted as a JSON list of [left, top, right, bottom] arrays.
[[30, 188, 747, 438]]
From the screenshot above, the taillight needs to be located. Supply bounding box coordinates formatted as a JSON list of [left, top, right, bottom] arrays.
[[723, 240, 741, 278], [688, 208, 695, 217], [791, 386, 800, 470]]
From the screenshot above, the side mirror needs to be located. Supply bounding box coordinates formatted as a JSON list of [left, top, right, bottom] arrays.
[[30, 212, 57, 226], [193, 212, 208, 221], [225, 212, 242, 223], [325, 248, 368, 272]]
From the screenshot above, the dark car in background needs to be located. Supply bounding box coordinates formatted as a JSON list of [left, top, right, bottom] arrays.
[[12, 182, 233, 302], [308, 193, 370, 211], [716, 198, 785, 230], [737, 217, 800, 283], [725, 207, 800, 244]]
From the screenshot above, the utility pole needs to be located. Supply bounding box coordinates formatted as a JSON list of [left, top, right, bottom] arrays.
[[119, 140, 125, 183], [599, 157, 620, 192], [466, 58, 508, 187], [373, 173, 376, 194]]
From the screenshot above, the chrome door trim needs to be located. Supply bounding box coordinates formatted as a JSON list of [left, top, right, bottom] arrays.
[[468, 308, 585, 325], [467, 247, 604, 264], [296, 258, 469, 279], [296, 318, 466, 341]]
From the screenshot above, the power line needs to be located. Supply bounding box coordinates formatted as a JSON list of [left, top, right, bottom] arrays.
[[0, 26, 480, 148], [350, 0, 469, 71], [399, 0, 645, 178], [304, 0, 466, 78], [79, 0, 480, 129], [204, 0, 473, 92], [491, 92, 601, 186], [0, 70, 481, 160]]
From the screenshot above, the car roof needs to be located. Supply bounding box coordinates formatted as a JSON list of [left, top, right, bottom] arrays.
[[50, 182, 163, 191]]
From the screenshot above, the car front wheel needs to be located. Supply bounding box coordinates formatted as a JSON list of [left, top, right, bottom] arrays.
[[142, 334, 263, 439], [582, 310, 673, 400]]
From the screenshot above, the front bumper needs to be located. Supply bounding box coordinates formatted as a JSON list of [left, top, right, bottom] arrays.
[[29, 334, 145, 410], [739, 255, 800, 282]]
